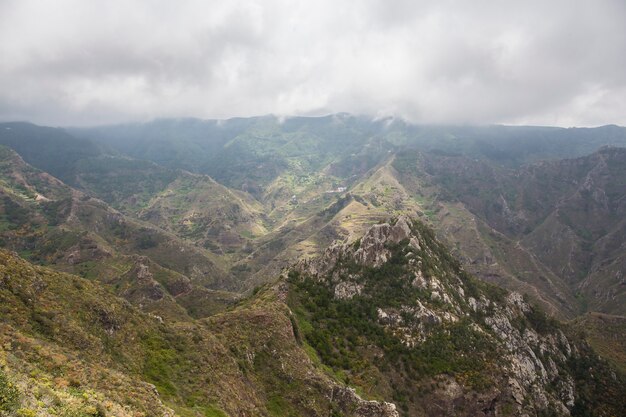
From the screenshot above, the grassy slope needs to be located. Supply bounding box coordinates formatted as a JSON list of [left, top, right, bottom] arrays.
[[572, 312, 626, 374], [0, 248, 400, 417]]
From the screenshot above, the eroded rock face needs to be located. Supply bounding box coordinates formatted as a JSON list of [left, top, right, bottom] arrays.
[[334, 280, 364, 300], [333, 386, 399, 417], [301, 216, 421, 276], [354, 216, 415, 267]]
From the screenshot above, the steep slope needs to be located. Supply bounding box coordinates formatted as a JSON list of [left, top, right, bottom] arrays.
[[68, 117, 626, 318], [2, 216, 624, 417], [389, 151, 580, 318], [396, 147, 626, 316], [572, 313, 626, 374], [71, 154, 269, 257], [0, 123, 358, 295], [136, 172, 268, 253], [0, 248, 399, 417], [4, 119, 626, 319], [287, 217, 626, 416], [70, 115, 389, 199], [0, 146, 240, 320], [0, 122, 102, 186], [269, 152, 578, 319], [70, 117, 626, 181], [0, 123, 270, 263]]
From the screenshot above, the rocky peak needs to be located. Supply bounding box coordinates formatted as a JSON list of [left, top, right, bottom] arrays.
[[287, 216, 625, 416], [354, 216, 420, 267], [299, 215, 422, 277]]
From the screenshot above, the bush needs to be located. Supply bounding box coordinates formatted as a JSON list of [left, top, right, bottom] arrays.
[[17, 409, 36, 417], [0, 370, 20, 414]]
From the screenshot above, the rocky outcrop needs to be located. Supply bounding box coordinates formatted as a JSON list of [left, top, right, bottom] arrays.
[[332, 386, 399, 417], [299, 216, 422, 277], [289, 216, 616, 416], [64, 238, 112, 265], [334, 280, 364, 299], [353, 217, 413, 267]]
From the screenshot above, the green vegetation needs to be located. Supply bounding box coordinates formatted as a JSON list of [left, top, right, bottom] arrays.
[[142, 335, 179, 398], [0, 370, 20, 414], [287, 234, 499, 398], [1, 118, 626, 416], [572, 313, 626, 374]]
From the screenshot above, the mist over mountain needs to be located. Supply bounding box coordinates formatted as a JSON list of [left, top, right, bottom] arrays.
[[2, 1, 626, 126], [2, 1, 626, 416]]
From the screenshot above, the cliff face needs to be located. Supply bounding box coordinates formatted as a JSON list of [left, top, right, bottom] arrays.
[[289, 216, 626, 416]]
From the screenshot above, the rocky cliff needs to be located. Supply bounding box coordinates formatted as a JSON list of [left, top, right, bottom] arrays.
[[288, 216, 625, 416]]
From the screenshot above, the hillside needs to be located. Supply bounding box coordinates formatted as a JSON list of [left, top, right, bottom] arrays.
[[571, 313, 626, 374], [286, 217, 626, 416], [0, 248, 399, 417], [0, 145, 243, 321], [71, 155, 269, 256], [66, 117, 626, 315], [0, 122, 102, 186], [6, 119, 626, 319], [2, 217, 625, 416], [392, 147, 626, 316], [68, 115, 388, 200], [70, 118, 626, 179]]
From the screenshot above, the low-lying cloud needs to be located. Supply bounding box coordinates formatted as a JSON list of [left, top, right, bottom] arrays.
[[1, 0, 625, 126]]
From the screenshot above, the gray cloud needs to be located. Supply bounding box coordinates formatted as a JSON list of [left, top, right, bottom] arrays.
[[0, 0, 625, 126]]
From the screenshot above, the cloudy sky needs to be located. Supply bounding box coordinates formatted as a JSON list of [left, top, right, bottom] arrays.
[[1, 0, 625, 127]]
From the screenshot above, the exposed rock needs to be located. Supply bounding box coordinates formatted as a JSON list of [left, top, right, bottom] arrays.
[[290, 216, 602, 416], [411, 270, 427, 289], [332, 386, 399, 417], [353, 216, 415, 267], [300, 216, 422, 276], [334, 281, 363, 299]]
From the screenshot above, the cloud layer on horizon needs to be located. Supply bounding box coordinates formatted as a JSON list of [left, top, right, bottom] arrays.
[[1, 0, 625, 126]]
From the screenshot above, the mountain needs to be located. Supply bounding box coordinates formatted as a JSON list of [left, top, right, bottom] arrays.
[[287, 216, 626, 416], [0, 122, 101, 186], [68, 115, 390, 200], [0, 145, 241, 321], [65, 117, 626, 312], [2, 117, 626, 414], [69, 118, 626, 200], [71, 155, 269, 255], [0, 248, 400, 417], [1, 217, 624, 416], [4, 119, 626, 319], [392, 147, 626, 316], [0, 123, 273, 288], [6, 119, 626, 317]]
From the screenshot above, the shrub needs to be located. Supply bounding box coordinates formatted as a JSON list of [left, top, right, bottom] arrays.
[[0, 370, 20, 414], [16, 409, 37, 417]]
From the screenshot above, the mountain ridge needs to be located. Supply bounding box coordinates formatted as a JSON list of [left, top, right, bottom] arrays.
[[2, 215, 625, 416]]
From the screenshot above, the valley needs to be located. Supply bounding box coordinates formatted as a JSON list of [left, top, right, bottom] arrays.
[[1, 116, 625, 416]]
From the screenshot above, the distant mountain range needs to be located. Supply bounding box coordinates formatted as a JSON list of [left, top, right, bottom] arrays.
[[0, 116, 625, 416]]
